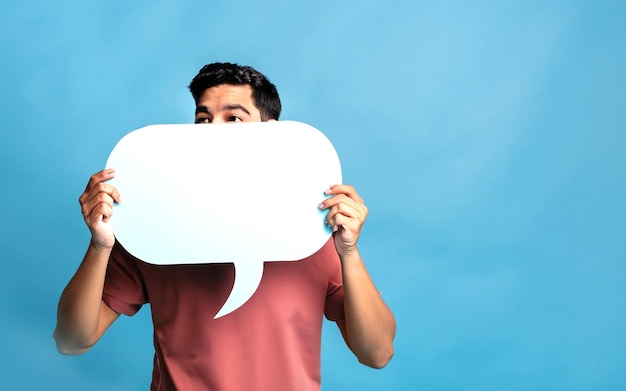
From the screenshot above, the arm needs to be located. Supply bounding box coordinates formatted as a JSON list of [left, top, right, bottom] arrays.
[[320, 185, 396, 368], [53, 169, 121, 355]]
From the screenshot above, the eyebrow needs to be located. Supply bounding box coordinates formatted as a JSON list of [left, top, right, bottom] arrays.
[[195, 104, 251, 116]]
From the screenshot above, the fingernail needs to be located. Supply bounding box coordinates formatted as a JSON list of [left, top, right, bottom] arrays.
[[318, 202, 325, 209]]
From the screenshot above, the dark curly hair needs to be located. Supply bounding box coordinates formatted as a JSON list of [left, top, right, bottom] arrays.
[[188, 62, 281, 121]]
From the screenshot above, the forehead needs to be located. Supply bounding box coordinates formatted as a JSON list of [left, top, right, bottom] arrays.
[[197, 84, 254, 105]]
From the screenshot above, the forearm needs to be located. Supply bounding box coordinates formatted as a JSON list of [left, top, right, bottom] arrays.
[[54, 242, 114, 354], [341, 248, 396, 368]]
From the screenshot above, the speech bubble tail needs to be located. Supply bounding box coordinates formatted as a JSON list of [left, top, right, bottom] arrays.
[[214, 261, 265, 319]]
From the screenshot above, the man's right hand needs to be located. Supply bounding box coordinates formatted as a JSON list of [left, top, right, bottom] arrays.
[[54, 168, 122, 355], [79, 169, 121, 250]]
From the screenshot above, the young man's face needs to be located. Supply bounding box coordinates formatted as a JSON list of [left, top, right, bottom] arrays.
[[194, 84, 263, 124]]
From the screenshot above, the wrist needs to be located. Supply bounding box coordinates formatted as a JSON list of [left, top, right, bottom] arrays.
[[89, 238, 114, 253], [338, 246, 360, 264]]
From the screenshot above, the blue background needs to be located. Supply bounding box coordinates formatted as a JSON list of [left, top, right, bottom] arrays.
[[1, 1, 625, 389]]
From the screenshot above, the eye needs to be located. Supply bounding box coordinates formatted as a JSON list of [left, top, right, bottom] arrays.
[[228, 115, 242, 122], [195, 117, 211, 124]]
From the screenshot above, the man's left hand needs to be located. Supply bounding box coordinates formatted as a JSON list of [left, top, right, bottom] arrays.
[[319, 184, 368, 257]]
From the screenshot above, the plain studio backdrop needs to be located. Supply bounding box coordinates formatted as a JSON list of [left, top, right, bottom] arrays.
[[1, 1, 624, 389]]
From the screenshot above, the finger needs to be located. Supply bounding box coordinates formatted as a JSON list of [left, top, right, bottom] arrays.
[[81, 180, 121, 209], [327, 210, 362, 235], [80, 169, 118, 206], [319, 193, 358, 210], [86, 201, 114, 225], [320, 195, 367, 221], [81, 184, 120, 217], [331, 212, 353, 232], [84, 169, 116, 193], [324, 184, 363, 204], [325, 203, 366, 233], [326, 201, 357, 223], [81, 191, 118, 220]]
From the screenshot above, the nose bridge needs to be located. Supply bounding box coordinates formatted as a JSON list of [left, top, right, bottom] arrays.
[[211, 113, 227, 124]]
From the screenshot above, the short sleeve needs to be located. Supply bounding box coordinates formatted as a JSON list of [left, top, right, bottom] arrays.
[[322, 240, 345, 322], [102, 240, 148, 316]]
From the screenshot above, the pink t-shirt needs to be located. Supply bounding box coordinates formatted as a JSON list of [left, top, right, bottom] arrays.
[[103, 238, 345, 391]]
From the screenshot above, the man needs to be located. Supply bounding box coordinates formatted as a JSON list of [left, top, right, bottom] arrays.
[[54, 62, 395, 390]]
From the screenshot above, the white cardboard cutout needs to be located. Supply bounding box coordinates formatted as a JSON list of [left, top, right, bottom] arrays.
[[105, 121, 342, 318]]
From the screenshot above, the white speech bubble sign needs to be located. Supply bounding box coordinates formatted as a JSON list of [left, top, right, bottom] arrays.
[[105, 121, 342, 318]]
